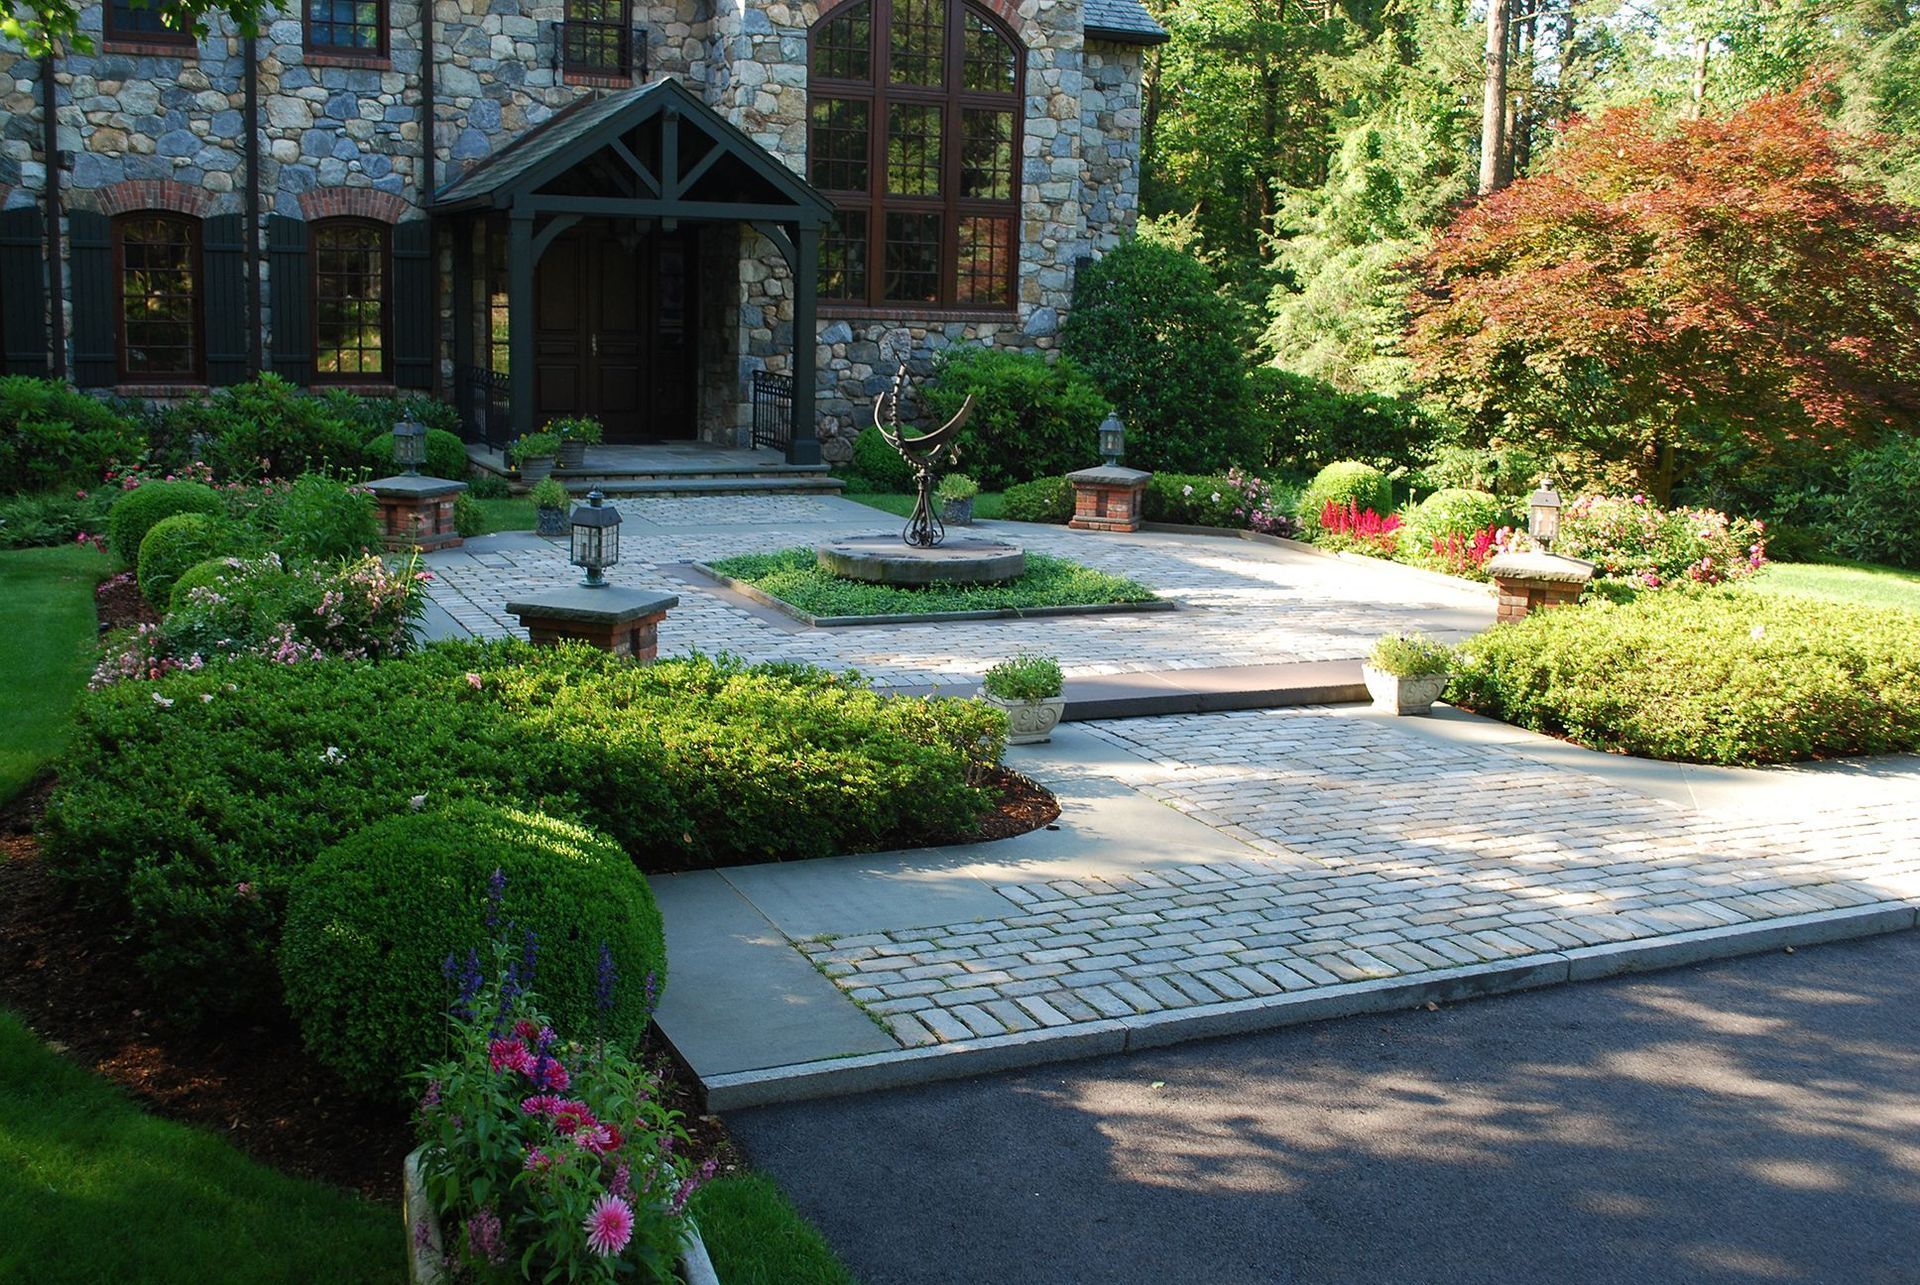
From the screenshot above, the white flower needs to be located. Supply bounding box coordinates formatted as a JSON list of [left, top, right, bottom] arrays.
[[1750, 624, 1765, 641], [320, 746, 346, 765], [1181, 484, 1194, 497], [151, 693, 174, 708], [1210, 492, 1222, 504], [199, 693, 215, 703], [409, 793, 429, 812]]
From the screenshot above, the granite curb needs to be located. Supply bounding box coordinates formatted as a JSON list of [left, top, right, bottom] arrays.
[[696, 901, 1919, 1111]]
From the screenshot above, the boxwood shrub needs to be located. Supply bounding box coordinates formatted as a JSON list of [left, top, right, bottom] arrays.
[[1402, 488, 1512, 554], [1296, 461, 1393, 536], [1448, 589, 1920, 765], [107, 480, 225, 564], [361, 427, 469, 481], [1001, 475, 1075, 524], [136, 511, 254, 608], [43, 643, 1003, 1023], [280, 801, 667, 1097], [918, 346, 1110, 490]]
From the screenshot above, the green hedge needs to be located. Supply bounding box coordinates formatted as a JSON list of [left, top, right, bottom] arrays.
[[360, 427, 469, 481], [0, 377, 146, 494], [1296, 461, 1392, 535], [136, 512, 252, 609], [1244, 366, 1438, 475], [280, 801, 667, 1098], [1401, 488, 1511, 554], [43, 644, 1003, 1024], [919, 346, 1110, 489], [1448, 589, 1920, 764], [1001, 475, 1075, 524], [156, 375, 364, 479], [847, 425, 916, 491], [107, 480, 225, 565]]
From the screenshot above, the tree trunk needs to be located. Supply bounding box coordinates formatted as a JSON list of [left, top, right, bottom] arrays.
[[1687, 37, 1709, 118], [1479, 0, 1511, 195]]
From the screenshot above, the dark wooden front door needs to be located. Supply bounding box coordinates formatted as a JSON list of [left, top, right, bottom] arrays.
[[534, 220, 695, 443]]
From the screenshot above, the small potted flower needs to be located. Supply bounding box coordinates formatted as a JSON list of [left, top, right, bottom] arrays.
[[980, 651, 1066, 745], [550, 416, 605, 470], [1362, 632, 1453, 715], [510, 431, 561, 484], [936, 473, 980, 526], [530, 476, 570, 538]]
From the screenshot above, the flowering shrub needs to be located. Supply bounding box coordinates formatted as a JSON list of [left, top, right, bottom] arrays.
[[1417, 524, 1528, 580], [1145, 469, 1298, 535], [1315, 500, 1403, 556], [414, 938, 711, 1282], [1551, 495, 1766, 587]]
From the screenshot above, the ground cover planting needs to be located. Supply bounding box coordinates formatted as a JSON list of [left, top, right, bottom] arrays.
[[708, 547, 1159, 617]]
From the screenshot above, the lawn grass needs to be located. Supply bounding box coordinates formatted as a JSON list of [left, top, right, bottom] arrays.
[[844, 487, 1008, 521], [1748, 559, 1920, 613], [708, 546, 1157, 618], [0, 545, 112, 803], [0, 1011, 400, 1284], [690, 1173, 856, 1285], [467, 496, 537, 534]]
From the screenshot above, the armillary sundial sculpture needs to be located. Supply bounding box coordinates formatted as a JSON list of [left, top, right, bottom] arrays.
[[874, 363, 974, 548]]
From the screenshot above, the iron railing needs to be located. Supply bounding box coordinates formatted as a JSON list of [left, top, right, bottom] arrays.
[[558, 19, 646, 78], [751, 370, 793, 451], [458, 364, 513, 452]]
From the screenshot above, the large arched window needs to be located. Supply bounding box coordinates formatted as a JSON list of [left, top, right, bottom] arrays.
[[115, 213, 203, 382], [312, 219, 390, 381], [808, 0, 1022, 310]]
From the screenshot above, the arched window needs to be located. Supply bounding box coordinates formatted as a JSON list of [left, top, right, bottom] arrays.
[[115, 213, 202, 382], [808, 0, 1022, 310], [312, 219, 391, 381]]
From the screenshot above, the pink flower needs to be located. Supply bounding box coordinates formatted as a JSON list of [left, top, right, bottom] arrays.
[[466, 1208, 506, 1265], [488, 1037, 535, 1075], [584, 1194, 634, 1257], [521, 1093, 563, 1117], [523, 1147, 553, 1172], [466, 672, 483, 690], [529, 1058, 570, 1092], [550, 1099, 597, 1135]]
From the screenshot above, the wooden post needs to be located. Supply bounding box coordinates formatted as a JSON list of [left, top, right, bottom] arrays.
[[508, 208, 535, 444], [787, 220, 822, 466]]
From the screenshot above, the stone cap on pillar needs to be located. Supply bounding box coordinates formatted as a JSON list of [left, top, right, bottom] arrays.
[[1485, 552, 1597, 584], [505, 586, 681, 624], [365, 475, 470, 499], [1065, 465, 1153, 486]]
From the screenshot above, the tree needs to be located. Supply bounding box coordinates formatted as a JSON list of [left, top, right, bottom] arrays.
[[1406, 88, 1920, 501], [4, 0, 266, 55]]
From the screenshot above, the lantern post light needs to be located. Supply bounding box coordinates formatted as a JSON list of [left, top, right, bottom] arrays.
[[394, 414, 428, 476], [1097, 413, 1126, 468], [569, 489, 621, 588], [1527, 477, 1563, 549]]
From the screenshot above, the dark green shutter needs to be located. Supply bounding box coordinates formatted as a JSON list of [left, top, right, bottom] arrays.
[[202, 212, 248, 386], [69, 209, 116, 388], [391, 219, 433, 389], [0, 208, 49, 376], [267, 214, 310, 382]]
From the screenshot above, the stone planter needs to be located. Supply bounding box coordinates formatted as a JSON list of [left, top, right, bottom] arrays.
[[536, 504, 568, 537], [1362, 666, 1449, 716], [557, 439, 588, 469], [980, 690, 1066, 745], [940, 496, 974, 526], [518, 455, 555, 484], [405, 1147, 719, 1285]]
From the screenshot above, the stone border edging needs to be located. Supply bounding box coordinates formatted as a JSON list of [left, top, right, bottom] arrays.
[[696, 901, 1917, 1111], [687, 561, 1178, 628], [1137, 522, 1495, 596]]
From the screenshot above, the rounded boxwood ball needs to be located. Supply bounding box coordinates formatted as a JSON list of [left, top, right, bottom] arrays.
[[1297, 461, 1393, 534], [362, 427, 469, 480], [168, 555, 248, 613], [280, 800, 668, 1098], [108, 480, 224, 565], [138, 512, 250, 609], [1404, 488, 1512, 552]]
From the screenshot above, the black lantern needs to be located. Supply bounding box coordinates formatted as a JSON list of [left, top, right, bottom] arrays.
[[1098, 413, 1125, 467], [394, 414, 428, 475], [1528, 477, 1562, 549], [569, 489, 621, 587]]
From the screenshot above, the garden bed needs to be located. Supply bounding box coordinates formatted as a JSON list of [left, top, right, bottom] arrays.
[[700, 547, 1164, 624]]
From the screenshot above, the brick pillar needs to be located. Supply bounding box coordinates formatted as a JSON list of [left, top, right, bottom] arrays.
[[1485, 552, 1596, 622], [366, 476, 468, 552], [1066, 465, 1152, 533]]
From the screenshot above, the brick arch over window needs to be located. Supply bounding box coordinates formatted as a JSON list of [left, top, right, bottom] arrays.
[[91, 180, 215, 219], [298, 188, 410, 225], [816, 0, 1035, 46]]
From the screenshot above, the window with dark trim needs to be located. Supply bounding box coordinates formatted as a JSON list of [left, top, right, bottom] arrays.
[[312, 219, 390, 381], [115, 213, 203, 382], [105, 0, 197, 47], [561, 0, 635, 78], [306, 0, 387, 55], [808, 0, 1023, 310]]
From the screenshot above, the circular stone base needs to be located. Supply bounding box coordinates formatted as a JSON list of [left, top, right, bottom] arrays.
[[817, 535, 1027, 585]]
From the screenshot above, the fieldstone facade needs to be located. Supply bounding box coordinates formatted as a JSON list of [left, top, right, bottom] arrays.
[[0, 0, 1161, 456]]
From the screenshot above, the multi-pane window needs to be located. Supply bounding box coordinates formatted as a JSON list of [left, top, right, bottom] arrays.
[[116, 214, 202, 382], [105, 0, 196, 46], [313, 220, 389, 380], [560, 0, 635, 77], [306, 0, 385, 54], [808, 0, 1022, 309]]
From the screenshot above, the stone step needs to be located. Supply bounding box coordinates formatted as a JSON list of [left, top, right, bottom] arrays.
[[562, 474, 847, 496]]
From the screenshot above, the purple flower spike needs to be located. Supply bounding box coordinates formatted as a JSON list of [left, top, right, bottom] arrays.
[[596, 942, 620, 1013], [484, 867, 507, 932]]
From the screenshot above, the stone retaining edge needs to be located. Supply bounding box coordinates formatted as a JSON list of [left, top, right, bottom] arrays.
[[686, 561, 1179, 628], [696, 901, 1918, 1111]]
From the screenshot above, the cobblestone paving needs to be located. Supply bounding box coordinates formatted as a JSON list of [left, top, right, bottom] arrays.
[[424, 497, 1491, 689], [798, 708, 1920, 1047]]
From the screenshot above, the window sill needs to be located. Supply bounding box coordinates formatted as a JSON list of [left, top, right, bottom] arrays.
[[303, 48, 394, 70], [818, 304, 1021, 325], [101, 39, 198, 57], [562, 70, 638, 89]]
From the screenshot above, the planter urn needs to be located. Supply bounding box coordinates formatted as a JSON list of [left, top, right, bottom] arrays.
[[981, 690, 1066, 745], [940, 496, 975, 526], [536, 504, 568, 537], [1362, 666, 1449, 716], [518, 455, 556, 484], [557, 439, 588, 469]]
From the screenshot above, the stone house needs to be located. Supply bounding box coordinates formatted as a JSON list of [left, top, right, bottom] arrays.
[[0, 0, 1163, 463]]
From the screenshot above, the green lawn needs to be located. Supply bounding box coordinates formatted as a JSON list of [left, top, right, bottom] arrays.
[[1749, 559, 1920, 613], [708, 546, 1157, 618], [0, 1012, 399, 1284], [0, 545, 112, 803], [691, 1173, 857, 1285], [467, 496, 537, 535], [844, 488, 1007, 521]]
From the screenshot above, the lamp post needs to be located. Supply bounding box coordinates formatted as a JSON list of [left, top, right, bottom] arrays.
[[569, 490, 621, 588], [394, 414, 427, 476], [1527, 477, 1562, 550], [1098, 413, 1125, 467]]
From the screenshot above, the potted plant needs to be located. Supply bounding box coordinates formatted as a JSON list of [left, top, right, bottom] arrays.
[[529, 476, 570, 537], [980, 652, 1066, 745], [510, 432, 561, 484], [550, 416, 605, 470], [936, 473, 980, 526], [1362, 632, 1453, 715]]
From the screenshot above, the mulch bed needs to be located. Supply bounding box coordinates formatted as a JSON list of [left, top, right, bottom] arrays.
[[95, 571, 158, 632], [960, 766, 1061, 843]]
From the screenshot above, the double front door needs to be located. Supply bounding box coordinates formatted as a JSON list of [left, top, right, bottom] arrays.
[[534, 220, 695, 443]]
